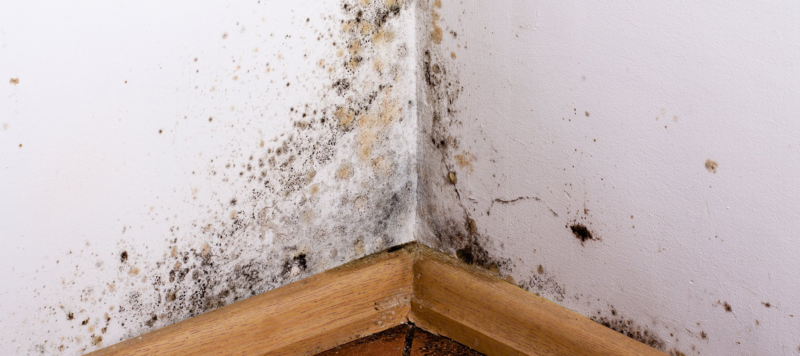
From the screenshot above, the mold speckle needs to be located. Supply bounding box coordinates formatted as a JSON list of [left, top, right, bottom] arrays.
[[591, 313, 666, 350], [722, 301, 733, 312], [9, 78, 19, 85], [569, 223, 595, 244], [31, 1, 419, 352], [705, 159, 718, 173], [518, 267, 566, 302]]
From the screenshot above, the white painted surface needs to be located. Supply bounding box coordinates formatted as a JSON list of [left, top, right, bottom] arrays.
[[1, 0, 417, 354], [433, 0, 800, 354], [4, 0, 800, 354]]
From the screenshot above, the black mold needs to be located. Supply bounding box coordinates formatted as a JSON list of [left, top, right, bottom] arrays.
[[569, 223, 595, 244], [591, 313, 666, 350]]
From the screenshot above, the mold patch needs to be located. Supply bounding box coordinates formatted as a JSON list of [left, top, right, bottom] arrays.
[[705, 159, 718, 173], [26, 1, 419, 354], [591, 311, 666, 350], [569, 223, 596, 244]]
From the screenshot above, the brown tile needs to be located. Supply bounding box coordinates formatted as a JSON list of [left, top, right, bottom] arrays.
[[410, 329, 485, 356], [316, 325, 409, 356]]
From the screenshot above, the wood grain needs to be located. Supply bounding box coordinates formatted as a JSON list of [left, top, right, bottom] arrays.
[[88, 243, 666, 356], [87, 246, 414, 356], [409, 246, 666, 356]]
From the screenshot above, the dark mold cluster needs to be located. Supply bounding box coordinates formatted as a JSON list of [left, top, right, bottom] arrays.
[[569, 223, 595, 244], [36, 0, 418, 353], [591, 311, 666, 351]]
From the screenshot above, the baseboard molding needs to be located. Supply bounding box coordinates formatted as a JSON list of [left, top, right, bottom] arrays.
[[87, 243, 664, 356], [410, 247, 664, 356], [88, 246, 414, 356]]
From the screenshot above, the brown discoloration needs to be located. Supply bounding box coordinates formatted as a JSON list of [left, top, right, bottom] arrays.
[[337, 165, 353, 180], [591, 313, 666, 351], [723, 301, 732, 312], [569, 223, 595, 244], [447, 172, 457, 184], [453, 152, 474, 173], [705, 159, 718, 173], [9, 78, 20, 85], [37, 1, 418, 353]]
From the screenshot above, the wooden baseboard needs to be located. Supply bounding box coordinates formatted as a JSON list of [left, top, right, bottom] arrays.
[[88, 246, 414, 356], [88, 243, 664, 356], [409, 247, 664, 356]]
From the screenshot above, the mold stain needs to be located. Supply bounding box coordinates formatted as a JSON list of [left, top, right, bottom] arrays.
[[591, 311, 666, 351], [720, 300, 733, 312], [569, 223, 596, 244], [705, 159, 718, 173], [31, 1, 419, 353], [518, 266, 566, 302], [415, 0, 507, 274], [9, 77, 19, 85]]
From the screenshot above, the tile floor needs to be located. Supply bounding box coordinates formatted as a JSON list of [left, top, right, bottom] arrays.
[[316, 324, 485, 356]]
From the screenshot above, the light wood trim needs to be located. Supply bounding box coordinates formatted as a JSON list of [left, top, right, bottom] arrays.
[[88, 246, 414, 356], [88, 243, 666, 356], [409, 246, 665, 356]]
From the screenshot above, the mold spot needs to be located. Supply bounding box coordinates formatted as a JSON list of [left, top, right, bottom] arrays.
[[519, 268, 566, 302], [705, 159, 718, 173], [569, 223, 595, 244], [120, 251, 128, 263], [723, 301, 733, 312], [9, 78, 19, 85], [454, 234, 508, 274], [591, 314, 665, 350]]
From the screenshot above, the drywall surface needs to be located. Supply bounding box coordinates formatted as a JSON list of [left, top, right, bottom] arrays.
[[421, 0, 800, 355], [0, 0, 416, 354]]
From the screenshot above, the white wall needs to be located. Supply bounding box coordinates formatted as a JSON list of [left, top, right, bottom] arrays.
[[5, 0, 800, 355], [1, 0, 417, 354], [424, 0, 800, 355]]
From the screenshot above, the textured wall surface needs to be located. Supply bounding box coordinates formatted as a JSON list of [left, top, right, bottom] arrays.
[[422, 0, 800, 355], [4, 0, 800, 355], [0, 0, 417, 354]]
